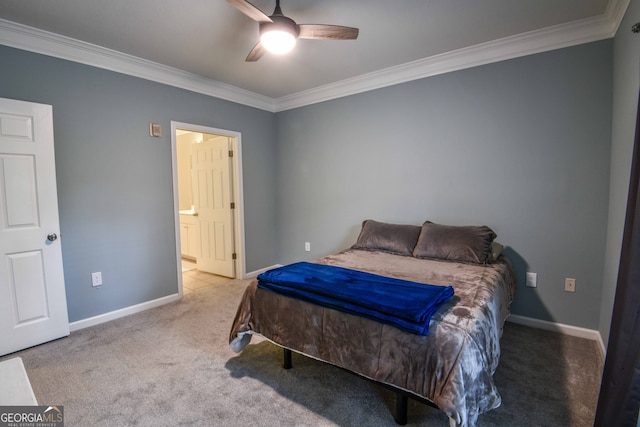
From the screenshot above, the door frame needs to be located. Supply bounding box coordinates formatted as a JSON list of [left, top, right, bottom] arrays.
[[170, 121, 246, 291]]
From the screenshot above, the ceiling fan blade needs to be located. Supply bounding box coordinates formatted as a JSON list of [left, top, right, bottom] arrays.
[[246, 42, 266, 62], [227, 0, 273, 23], [298, 24, 359, 40]]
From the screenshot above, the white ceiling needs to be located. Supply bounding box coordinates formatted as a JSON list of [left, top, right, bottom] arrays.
[[0, 0, 628, 111]]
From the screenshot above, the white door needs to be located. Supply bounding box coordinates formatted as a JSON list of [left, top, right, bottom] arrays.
[[0, 97, 69, 356], [192, 136, 235, 278]]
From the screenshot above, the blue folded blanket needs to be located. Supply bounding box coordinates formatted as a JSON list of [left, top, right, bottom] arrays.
[[257, 262, 454, 335]]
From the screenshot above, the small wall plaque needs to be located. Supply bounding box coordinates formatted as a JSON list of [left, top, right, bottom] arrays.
[[149, 123, 162, 137]]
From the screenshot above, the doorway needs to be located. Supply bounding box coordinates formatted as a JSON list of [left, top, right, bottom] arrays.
[[171, 122, 245, 295]]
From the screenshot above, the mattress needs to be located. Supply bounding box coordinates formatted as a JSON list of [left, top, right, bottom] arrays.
[[229, 248, 516, 426]]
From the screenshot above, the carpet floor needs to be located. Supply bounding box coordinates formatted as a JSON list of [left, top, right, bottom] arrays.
[[0, 279, 603, 426]]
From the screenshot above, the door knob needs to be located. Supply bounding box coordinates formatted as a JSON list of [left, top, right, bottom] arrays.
[[47, 233, 58, 241]]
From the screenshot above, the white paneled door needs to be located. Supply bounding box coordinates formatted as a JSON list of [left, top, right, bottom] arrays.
[[0, 97, 69, 356], [192, 136, 235, 278]]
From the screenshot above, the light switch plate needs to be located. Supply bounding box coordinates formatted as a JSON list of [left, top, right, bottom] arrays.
[[149, 123, 161, 137]]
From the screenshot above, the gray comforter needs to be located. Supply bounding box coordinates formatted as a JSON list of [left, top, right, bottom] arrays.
[[229, 249, 516, 426]]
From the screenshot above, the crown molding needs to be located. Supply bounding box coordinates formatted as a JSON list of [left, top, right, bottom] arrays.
[[0, 19, 276, 112], [0, 0, 629, 113], [275, 0, 630, 111]]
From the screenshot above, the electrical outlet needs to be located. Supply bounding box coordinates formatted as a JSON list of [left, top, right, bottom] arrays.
[[304, 242, 311, 252], [565, 278, 576, 292], [91, 272, 103, 287], [525, 272, 537, 288]]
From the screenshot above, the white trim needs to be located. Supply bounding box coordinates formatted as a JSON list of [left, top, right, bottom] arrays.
[[69, 293, 181, 332], [275, 0, 628, 111], [245, 264, 282, 280], [0, 0, 629, 112], [0, 19, 276, 112], [171, 123, 186, 298], [507, 314, 606, 360], [170, 121, 247, 282], [596, 333, 607, 361], [67, 264, 277, 332]]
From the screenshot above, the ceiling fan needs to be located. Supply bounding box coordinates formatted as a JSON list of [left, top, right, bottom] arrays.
[[228, 0, 359, 62]]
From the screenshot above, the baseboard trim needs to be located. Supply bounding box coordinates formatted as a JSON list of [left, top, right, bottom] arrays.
[[68, 287, 608, 360], [244, 264, 282, 280], [507, 314, 606, 360], [68, 264, 283, 331], [69, 293, 182, 332]]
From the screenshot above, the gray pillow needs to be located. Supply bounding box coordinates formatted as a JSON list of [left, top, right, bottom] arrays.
[[489, 241, 504, 262], [412, 222, 497, 264], [352, 219, 421, 256]]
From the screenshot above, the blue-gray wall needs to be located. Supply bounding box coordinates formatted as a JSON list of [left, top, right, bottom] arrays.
[[600, 0, 640, 346], [0, 45, 278, 322], [276, 40, 613, 329], [0, 32, 621, 332]]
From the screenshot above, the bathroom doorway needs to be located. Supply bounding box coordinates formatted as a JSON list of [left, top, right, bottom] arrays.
[[171, 122, 245, 293]]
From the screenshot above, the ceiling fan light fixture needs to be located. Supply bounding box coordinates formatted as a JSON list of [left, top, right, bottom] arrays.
[[229, 0, 358, 61], [261, 29, 296, 54]]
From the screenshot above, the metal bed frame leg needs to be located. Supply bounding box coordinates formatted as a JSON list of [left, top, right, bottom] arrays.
[[280, 348, 418, 424], [395, 393, 408, 425], [283, 348, 292, 369]]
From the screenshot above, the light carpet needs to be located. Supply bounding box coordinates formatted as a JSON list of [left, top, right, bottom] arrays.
[[0, 279, 603, 426]]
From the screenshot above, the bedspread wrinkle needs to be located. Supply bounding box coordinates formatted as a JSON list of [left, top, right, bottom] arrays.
[[229, 249, 516, 427]]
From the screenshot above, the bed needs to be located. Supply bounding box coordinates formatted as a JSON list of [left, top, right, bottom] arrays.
[[229, 220, 516, 427]]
